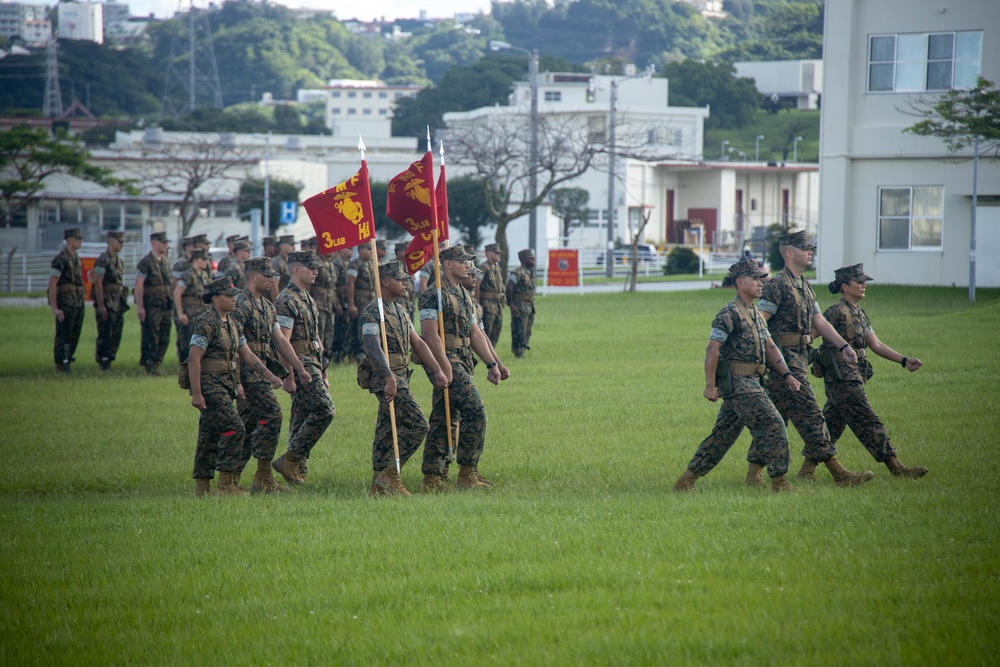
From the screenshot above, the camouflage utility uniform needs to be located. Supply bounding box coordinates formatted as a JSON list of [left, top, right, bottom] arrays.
[[175, 267, 210, 364], [92, 250, 128, 365], [347, 256, 376, 359], [360, 298, 429, 473], [271, 254, 290, 293], [419, 281, 488, 475], [311, 253, 338, 366], [684, 297, 790, 479], [275, 282, 335, 463], [50, 246, 84, 365], [136, 252, 173, 369], [508, 264, 535, 357], [331, 253, 351, 361], [223, 255, 246, 290], [189, 309, 245, 479], [478, 260, 505, 346], [759, 268, 838, 463], [232, 287, 284, 469]]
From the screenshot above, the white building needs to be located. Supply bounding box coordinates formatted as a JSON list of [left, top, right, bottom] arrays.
[[324, 79, 423, 139], [818, 0, 999, 288], [734, 60, 823, 110], [58, 1, 104, 44], [0, 2, 47, 41]]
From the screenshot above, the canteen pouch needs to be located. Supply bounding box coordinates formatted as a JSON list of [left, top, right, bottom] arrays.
[[819, 348, 843, 381], [715, 358, 734, 395], [357, 357, 372, 389], [808, 346, 825, 379], [860, 356, 874, 382], [178, 360, 190, 390], [264, 354, 289, 380]]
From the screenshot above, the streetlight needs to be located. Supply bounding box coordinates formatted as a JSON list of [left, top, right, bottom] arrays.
[[490, 40, 539, 253], [720, 140, 730, 160], [606, 64, 655, 278], [793, 135, 803, 162], [755, 134, 764, 162], [253, 131, 271, 255]]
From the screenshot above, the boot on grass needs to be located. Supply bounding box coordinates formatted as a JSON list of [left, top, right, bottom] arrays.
[[673, 469, 698, 492], [745, 463, 764, 486], [271, 453, 305, 486], [216, 471, 250, 496], [885, 456, 928, 478], [457, 465, 490, 490], [771, 475, 795, 492], [421, 473, 450, 493], [195, 478, 212, 497], [825, 456, 875, 487], [252, 458, 288, 494], [797, 458, 818, 482], [374, 468, 412, 497]]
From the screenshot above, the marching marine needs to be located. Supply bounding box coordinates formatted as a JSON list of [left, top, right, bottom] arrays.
[[92, 230, 129, 371]]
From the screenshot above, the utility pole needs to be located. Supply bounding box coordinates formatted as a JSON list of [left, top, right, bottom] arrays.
[[161, 1, 223, 118], [43, 36, 63, 118]]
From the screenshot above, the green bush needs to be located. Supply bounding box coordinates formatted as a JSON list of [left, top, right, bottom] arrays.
[[664, 246, 702, 275]]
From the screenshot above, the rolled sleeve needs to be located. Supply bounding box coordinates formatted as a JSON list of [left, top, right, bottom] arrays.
[[757, 299, 778, 315], [190, 334, 209, 350], [419, 308, 438, 321], [277, 314, 294, 330], [361, 322, 380, 337], [710, 328, 729, 344]]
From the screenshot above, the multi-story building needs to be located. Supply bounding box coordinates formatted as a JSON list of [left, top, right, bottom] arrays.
[[323, 79, 423, 139], [818, 0, 999, 287], [57, 1, 104, 44], [0, 2, 47, 42], [734, 60, 823, 110]]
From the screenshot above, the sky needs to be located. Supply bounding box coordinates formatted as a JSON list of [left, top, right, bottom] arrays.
[[22, 0, 495, 23]]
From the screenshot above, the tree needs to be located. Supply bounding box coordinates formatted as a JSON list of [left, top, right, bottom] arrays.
[[238, 177, 303, 235], [773, 117, 812, 161], [118, 135, 257, 237], [445, 176, 492, 248], [659, 60, 760, 129], [902, 77, 1000, 156], [1, 125, 136, 227], [548, 187, 589, 246]]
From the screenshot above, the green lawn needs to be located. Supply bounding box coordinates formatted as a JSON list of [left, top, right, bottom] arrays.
[[704, 109, 821, 163], [1, 286, 997, 665]]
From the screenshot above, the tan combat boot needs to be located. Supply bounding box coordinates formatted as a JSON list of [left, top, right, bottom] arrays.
[[457, 465, 490, 490], [369, 471, 382, 496], [216, 471, 250, 496], [797, 458, 819, 482], [885, 456, 928, 478], [673, 470, 698, 492], [271, 453, 305, 486], [421, 473, 450, 493], [252, 458, 288, 494], [471, 467, 493, 489], [745, 463, 765, 486], [195, 478, 212, 497], [770, 475, 795, 492], [374, 468, 412, 497], [825, 456, 875, 487]]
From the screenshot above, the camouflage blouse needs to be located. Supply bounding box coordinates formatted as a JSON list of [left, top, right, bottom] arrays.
[[709, 297, 773, 395], [348, 257, 376, 305], [271, 254, 290, 292], [49, 247, 83, 308], [311, 254, 338, 311], [233, 288, 281, 383], [759, 267, 821, 361], [177, 268, 210, 317], [360, 299, 415, 392], [821, 299, 875, 384], [508, 265, 535, 303], [223, 257, 246, 290], [478, 261, 505, 303], [190, 308, 246, 396], [136, 253, 172, 307], [92, 251, 126, 311], [418, 280, 477, 369], [274, 282, 323, 371]]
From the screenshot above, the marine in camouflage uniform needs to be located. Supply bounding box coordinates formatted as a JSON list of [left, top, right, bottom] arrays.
[[135, 232, 174, 375], [675, 260, 801, 492], [360, 261, 449, 496], [419, 245, 504, 492], [223, 239, 251, 290], [189, 277, 282, 496], [216, 234, 245, 276], [506, 248, 536, 358], [173, 250, 211, 364], [269, 234, 295, 300], [171, 237, 194, 287], [48, 228, 85, 373], [759, 231, 873, 486], [346, 244, 376, 362], [92, 231, 129, 370], [821, 264, 928, 478], [311, 245, 339, 367], [393, 242, 417, 321], [271, 251, 336, 485], [330, 248, 352, 363], [477, 243, 505, 347]]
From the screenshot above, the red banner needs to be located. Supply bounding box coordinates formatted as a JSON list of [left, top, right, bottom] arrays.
[[547, 249, 579, 287], [386, 152, 437, 236], [403, 233, 434, 275], [435, 164, 449, 241], [303, 161, 376, 254]]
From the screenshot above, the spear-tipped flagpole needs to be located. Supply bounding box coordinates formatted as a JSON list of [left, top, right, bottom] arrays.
[[369, 237, 402, 475], [358, 135, 366, 160], [426, 126, 432, 155], [439, 139, 446, 165]]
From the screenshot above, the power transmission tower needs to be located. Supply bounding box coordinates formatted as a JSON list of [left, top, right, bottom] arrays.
[[160, 2, 223, 119], [43, 35, 64, 118]]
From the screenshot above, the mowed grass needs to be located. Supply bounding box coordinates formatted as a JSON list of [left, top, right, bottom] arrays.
[[0, 286, 998, 666]]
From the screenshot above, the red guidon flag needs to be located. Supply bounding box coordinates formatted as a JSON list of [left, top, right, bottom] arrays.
[[435, 163, 450, 242], [302, 161, 376, 254], [403, 234, 433, 275], [386, 152, 436, 236]]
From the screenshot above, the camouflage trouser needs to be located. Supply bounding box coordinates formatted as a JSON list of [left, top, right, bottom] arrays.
[[687, 382, 790, 478], [236, 379, 283, 468], [286, 369, 335, 460], [481, 299, 503, 347], [95, 307, 125, 362], [764, 355, 838, 463], [510, 301, 535, 356], [53, 302, 84, 364], [317, 308, 335, 365], [422, 363, 487, 474], [193, 381, 246, 478], [371, 384, 429, 472], [331, 297, 349, 359], [140, 304, 172, 365], [823, 380, 897, 462]]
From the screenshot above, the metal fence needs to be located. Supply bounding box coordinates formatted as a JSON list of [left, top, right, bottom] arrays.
[[0, 243, 146, 293]]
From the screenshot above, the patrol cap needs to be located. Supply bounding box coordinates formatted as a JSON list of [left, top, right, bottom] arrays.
[[440, 245, 475, 262], [245, 256, 279, 277], [204, 276, 240, 297], [375, 239, 386, 249], [193, 234, 210, 246], [64, 228, 82, 240], [190, 249, 209, 262], [234, 240, 252, 253], [180, 236, 194, 248], [150, 231, 169, 244], [278, 234, 296, 247], [226, 234, 242, 244], [462, 244, 478, 257], [779, 230, 817, 251], [834, 263, 873, 284], [380, 261, 409, 280], [107, 231, 124, 242], [484, 243, 500, 253], [395, 242, 409, 253], [518, 248, 535, 261], [262, 236, 277, 246], [288, 250, 320, 268], [728, 259, 768, 280], [306, 236, 318, 248]]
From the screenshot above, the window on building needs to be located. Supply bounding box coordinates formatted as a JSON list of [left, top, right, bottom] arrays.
[[378, 92, 387, 99], [332, 91, 341, 98], [102, 202, 123, 231], [331, 107, 341, 114], [378, 108, 388, 115], [544, 91, 562, 102], [347, 108, 357, 115], [38, 200, 61, 225], [878, 186, 943, 251], [586, 209, 607, 228], [868, 31, 982, 93], [80, 201, 100, 226], [124, 203, 143, 232], [363, 108, 372, 115], [363, 91, 372, 98], [587, 116, 606, 145], [1, 199, 29, 227], [347, 91, 356, 98], [213, 203, 236, 218], [151, 203, 174, 219]]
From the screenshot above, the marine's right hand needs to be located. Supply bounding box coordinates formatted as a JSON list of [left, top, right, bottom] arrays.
[[704, 385, 718, 403]]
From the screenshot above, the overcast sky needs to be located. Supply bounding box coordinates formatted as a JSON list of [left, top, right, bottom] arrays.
[[23, 0, 494, 23]]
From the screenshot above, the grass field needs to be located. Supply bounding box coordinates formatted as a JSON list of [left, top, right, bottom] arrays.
[[1, 285, 998, 665]]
